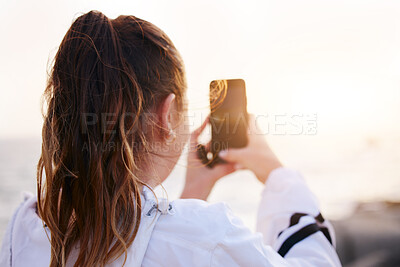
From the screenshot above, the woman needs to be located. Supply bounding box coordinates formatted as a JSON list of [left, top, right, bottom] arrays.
[[0, 10, 341, 267]]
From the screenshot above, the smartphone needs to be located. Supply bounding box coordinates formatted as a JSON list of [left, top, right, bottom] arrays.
[[207, 79, 248, 166]]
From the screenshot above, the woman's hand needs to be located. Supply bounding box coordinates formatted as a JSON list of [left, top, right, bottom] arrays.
[[218, 114, 283, 185], [180, 116, 237, 201]]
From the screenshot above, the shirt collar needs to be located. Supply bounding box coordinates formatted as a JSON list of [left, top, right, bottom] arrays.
[[141, 184, 157, 202]]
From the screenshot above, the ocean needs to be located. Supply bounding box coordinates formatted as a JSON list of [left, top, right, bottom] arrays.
[[1, 136, 399, 242]]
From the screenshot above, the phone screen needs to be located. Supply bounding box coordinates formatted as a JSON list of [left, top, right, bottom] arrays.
[[209, 79, 248, 159]]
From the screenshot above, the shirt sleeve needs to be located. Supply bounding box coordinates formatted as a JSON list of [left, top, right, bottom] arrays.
[[210, 167, 342, 267], [0, 211, 13, 267], [0, 192, 33, 267]]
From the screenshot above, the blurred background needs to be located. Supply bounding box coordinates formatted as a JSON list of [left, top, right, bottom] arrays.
[[0, 0, 399, 266]]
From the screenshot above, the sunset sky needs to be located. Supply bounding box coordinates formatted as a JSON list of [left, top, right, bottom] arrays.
[[1, 0, 399, 141]]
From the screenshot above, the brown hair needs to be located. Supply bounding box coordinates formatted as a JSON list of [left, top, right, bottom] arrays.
[[37, 10, 186, 266]]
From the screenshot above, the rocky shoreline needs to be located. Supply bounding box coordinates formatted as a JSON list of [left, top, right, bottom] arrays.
[[332, 201, 400, 267]]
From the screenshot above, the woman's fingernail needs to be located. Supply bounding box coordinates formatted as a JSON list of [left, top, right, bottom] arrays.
[[218, 150, 227, 157]]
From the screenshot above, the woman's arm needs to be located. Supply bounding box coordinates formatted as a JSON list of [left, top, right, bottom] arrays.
[[214, 114, 341, 266], [210, 167, 341, 266], [181, 114, 341, 266], [180, 116, 237, 200], [257, 167, 340, 266]]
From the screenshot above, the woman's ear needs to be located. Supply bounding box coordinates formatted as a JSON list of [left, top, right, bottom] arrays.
[[159, 93, 176, 133]]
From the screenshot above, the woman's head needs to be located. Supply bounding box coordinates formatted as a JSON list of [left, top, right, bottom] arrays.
[[37, 10, 188, 266]]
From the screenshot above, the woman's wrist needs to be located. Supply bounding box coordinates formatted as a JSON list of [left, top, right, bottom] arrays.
[[180, 176, 216, 201], [255, 156, 283, 185]]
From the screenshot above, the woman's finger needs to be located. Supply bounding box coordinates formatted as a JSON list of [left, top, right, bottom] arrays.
[[191, 115, 209, 141]]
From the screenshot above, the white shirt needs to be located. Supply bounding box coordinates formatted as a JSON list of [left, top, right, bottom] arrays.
[[0, 167, 342, 266]]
